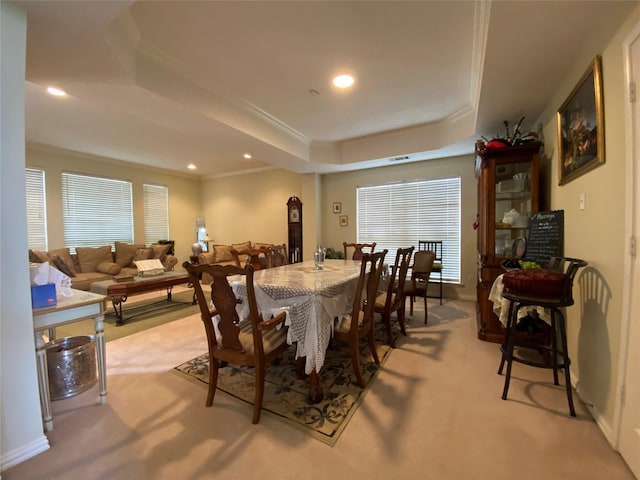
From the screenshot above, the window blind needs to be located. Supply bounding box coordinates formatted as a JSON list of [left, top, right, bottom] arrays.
[[144, 183, 169, 244], [356, 177, 461, 283], [25, 168, 48, 251], [62, 172, 133, 252]]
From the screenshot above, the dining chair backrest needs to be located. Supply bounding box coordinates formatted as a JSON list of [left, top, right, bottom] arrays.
[[383, 246, 415, 309], [347, 250, 387, 335], [268, 244, 288, 268], [343, 241, 376, 260], [231, 246, 270, 270], [412, 249, 436, 277]]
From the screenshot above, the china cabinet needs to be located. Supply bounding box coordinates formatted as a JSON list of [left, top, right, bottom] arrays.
[[475, 141, 542, 343]]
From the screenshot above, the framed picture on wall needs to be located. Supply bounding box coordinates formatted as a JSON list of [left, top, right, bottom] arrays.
[[339, 215, 348, 227], [333, 202, 342, 214], [557, 55, 605, 185]]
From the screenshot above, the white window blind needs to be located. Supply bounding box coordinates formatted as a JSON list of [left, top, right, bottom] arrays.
[[62, 172, 133, 252], [144, 183, 169, 244], [26, 168, 48, 250], [357, 177, 461, 283]]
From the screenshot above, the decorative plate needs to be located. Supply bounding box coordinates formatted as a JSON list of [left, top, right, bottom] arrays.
[[512, 237, 526, 258]]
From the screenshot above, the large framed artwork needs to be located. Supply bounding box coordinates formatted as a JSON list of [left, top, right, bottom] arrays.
[[557, 55, 605, 185]]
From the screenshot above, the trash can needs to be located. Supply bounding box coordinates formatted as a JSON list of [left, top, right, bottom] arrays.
[[46, 335, 97, 401]]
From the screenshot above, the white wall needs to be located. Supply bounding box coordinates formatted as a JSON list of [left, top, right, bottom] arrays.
[[536, 2, 640, 441], [1, 2, 51, 470]]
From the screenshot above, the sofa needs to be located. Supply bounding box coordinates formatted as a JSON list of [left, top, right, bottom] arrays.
[[28, 242, 178, 291], [196, 241, 278, 283]]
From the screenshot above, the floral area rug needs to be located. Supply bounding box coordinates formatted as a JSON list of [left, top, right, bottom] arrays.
[[172, 323, 395, 446]]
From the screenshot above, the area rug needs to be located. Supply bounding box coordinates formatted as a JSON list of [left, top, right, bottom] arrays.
[[54, 289, 199, 342], [172, 324, 396, 446]]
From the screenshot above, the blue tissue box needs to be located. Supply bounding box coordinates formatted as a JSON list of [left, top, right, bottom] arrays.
[[31, 283, 57, 308]]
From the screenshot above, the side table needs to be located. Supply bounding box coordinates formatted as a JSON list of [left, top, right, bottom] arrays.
[[32, 289, 107, 432]]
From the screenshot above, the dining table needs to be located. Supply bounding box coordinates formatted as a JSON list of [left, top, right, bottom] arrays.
[[232, 259, 363, 403]]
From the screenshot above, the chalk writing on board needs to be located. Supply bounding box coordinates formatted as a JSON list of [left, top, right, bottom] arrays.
[[524, 210, 564, 264]]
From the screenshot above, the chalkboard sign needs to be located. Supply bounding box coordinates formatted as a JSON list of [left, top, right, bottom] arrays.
[[524, 210, 564, 265]]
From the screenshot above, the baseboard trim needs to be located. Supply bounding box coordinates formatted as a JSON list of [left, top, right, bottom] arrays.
[[572, 369, 615, 448], [1, 435, 49, 472]]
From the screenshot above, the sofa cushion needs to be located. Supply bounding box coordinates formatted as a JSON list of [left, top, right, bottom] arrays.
[[50, 254, 76, 277], [97, 261, 121, 275], [29, 249, 50, 263], [150, 243, 171, 262], [115, 242, 144, 268], [133, 247, 153, 261], [213, 244, 233, 263], [70, 272, 112, 291], [76, 246, 112, 273], [48, 248, 77, 275], [254, 243, 273, 250], [231, 241, 252, 252]]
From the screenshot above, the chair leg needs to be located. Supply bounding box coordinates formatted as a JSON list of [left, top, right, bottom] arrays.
[[207, 357, 220, 407], [501, 304, 521, 400], [439, 274, 443, 305], [368, 328, 380, 365], [383, 313, 396, 348], [423, 294, 428, 324], [556, 309, 576, 417], [498, 301, 516, 375], [252, 363, 266, 424], [397, 306, 407, 336], [550, 312, 559, 385], [350, 340, 365, 388]]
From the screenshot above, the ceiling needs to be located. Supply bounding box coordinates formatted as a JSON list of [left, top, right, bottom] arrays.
[[19, 0, 636, 178]]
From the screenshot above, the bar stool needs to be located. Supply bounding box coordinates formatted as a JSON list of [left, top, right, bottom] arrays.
[[498, 257, 587, 416]]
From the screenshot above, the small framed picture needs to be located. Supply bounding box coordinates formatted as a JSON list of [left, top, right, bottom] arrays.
[[339, 215, 348, 227], [333, 202, 342, 214]]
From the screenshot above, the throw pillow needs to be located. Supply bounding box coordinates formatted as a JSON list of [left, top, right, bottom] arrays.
[[48, 248, 77, 275], [213, 244, 233, 262], [150, 243, 171, 262], [133, 247, 153, 261], [231, 241, 251, 252], [50, 254, 76, 277], [29, 249, 49, 263], [76, 246, 113, 273], [96, 262, 121, 275], [115, 242, 144, 268]]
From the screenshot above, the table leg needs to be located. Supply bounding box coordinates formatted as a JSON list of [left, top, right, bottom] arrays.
[[111, 295, 127, 326], [167, 286, 173, 300], [93, 314, 108, 404], [295, 356, 324, 404], [34, 331, 53, 432]]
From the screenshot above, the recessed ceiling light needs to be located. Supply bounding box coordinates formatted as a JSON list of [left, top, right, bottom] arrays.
[[332, 75, 354, 89], [46, 86, 67, 97], [243, 153, 252, 159], [187, 164, 196, 170]]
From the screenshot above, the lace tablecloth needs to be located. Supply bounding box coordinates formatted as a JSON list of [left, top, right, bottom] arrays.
[[233, 259, 362, 374], [489, 273, 551, 326]]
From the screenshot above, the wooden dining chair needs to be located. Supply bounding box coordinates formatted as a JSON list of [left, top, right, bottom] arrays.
[[231, 246, 270, 270], [333, 249, 387, 388], [267, 243, 288, 268], [183, 261, 289, 424], [418, 240, 443, 304], [343, 241, 376, 260], [374, 246, 414, 348], [404, 249, 436, 324]]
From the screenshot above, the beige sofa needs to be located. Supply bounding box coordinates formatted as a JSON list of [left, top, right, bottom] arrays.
[[29, 242, 178, 291], [196, 241, 276, 283]]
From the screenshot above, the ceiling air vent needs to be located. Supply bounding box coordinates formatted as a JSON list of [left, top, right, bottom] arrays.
[[389, 155, 410, 162]]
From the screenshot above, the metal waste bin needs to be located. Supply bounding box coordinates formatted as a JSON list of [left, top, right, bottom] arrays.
[[46, 335, 97, 401]]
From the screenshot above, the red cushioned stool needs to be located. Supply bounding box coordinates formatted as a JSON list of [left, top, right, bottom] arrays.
[[498, 257, 587, 416]]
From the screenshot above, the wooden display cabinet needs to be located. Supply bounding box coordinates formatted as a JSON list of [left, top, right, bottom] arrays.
[[475, 141, 542, 343]]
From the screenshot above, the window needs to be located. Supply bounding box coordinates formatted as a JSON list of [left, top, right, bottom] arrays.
[[144, 183, 169, 244], [25, 168, 48, 250], [356, 177, 461, 283], [62, 172, 133, 252]]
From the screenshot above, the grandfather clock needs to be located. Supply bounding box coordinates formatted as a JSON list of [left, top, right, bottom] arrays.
[[287, 196, 302, 263]]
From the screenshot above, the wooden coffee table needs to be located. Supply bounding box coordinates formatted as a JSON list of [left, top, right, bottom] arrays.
[[90, 271, 192, 325]]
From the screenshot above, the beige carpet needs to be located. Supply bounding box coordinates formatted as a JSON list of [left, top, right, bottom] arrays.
[[172, 324, 396, 446], [4, 297, 635, 480]]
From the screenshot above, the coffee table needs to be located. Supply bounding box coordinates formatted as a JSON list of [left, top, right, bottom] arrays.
[[90, 271, 192, 325]]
